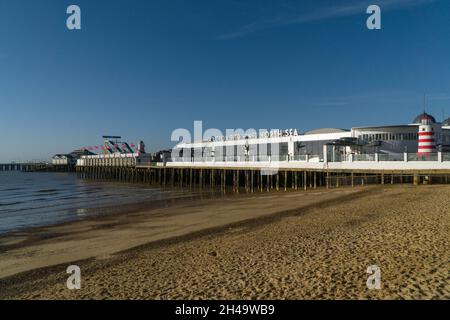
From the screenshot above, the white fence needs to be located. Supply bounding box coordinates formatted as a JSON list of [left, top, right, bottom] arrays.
[[166, 152, 450, 171]]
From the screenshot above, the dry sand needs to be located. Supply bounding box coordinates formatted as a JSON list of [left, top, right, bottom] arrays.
[[0, 185, 449, 299]]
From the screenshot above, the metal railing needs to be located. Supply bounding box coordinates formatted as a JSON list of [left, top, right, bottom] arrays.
[[407, 153, 438, 162], [291, 155, 307, 161], [270, 155, 289, 162], [354, 154, 375, 162], [378, 153, 404, 161], [170, 152, 449, 163]]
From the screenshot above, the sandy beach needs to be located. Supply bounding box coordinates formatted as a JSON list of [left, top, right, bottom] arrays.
[[0, 185, 449, 299]]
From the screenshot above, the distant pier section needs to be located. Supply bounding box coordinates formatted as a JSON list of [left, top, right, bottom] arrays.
[[0, 163, 47, 172]]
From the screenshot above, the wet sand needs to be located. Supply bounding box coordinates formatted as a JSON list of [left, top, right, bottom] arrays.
[[0, 185, 449, 299]]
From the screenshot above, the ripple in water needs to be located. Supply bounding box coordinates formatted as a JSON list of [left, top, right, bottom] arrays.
[[0, 171, 203, 235]]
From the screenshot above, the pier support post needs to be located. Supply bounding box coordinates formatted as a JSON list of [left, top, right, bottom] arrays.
[[284, 171, 287, 191], [291, 171, 294, 189], [304, 171, 307, 190], [276, 172, 279, 191], [260, 170, 263, 192], [313, 172, 317, 189], [210, 169, 214, 189], [181, 168, 184, 187], [251, 170, 254, 193], [413, 173, 419, 185], [200, 169, 203, 189], [246, 170, 250, 193]]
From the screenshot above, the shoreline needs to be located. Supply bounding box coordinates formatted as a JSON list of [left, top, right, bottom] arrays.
[[0, 185, 334, 247], [0, 171, 224, 237], [0, 186, 370, 280], [0, 189, 223, 249], [1, 184, 448, 299]]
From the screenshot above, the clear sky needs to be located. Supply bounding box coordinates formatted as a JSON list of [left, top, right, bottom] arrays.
[[1, 0, 450, 162]]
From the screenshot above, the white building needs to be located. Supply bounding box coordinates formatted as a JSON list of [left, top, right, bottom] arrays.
[[172, 113, 450, 163], [76, 152, 152, 167], [52, 149, 95, 166]]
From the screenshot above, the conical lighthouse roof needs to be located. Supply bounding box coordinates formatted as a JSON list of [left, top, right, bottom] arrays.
[[412, 112, 436, 124]]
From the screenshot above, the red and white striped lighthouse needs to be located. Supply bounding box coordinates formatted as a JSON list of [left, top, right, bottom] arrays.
[[417, 113, 436, 155]]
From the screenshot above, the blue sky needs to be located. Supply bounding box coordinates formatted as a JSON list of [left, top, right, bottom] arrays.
[[1, 0, 450, 162]]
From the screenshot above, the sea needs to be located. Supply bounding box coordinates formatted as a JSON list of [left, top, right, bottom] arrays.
[[0, 171, 205, 235]]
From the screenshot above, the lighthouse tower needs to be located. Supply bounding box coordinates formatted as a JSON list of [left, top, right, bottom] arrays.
[[416, 113, 436, 155]]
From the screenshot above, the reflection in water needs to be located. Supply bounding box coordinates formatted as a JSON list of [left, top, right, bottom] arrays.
[[0, 171, 212, 235], [76, 208, 88, 217]]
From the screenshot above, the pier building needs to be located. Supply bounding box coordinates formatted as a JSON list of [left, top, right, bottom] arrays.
[[75, 114, 450, 189], [171, 112, 450, 163]]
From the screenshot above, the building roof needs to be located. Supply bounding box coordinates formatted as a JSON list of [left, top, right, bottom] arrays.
[[412, 112, 436, 124], [53, 149, 95, 160], [443, 117, 450, 126], [70, 149, 96, 157], [352, 124, 418, 130], [52, 154, 73, 159], [304, 128, 349, 135]]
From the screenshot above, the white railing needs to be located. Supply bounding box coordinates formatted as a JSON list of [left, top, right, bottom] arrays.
[[169, 152, 450, 164]]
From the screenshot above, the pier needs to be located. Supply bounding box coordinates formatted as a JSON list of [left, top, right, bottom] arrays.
[[0, 163, 46, 172], [75, 153, 450, 191], [0, 163, 72, 172]]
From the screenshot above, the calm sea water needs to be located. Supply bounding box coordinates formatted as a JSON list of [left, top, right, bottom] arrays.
[[0, 171, 202, 235]]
